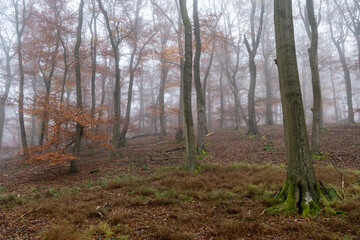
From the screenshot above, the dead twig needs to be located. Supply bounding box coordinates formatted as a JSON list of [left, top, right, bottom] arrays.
[[314, 208, 324, 219], [329, 151, 346, 200], [329, 184, 344, 200], [260, 209, 266, 216], [133, 226, 150, 232]]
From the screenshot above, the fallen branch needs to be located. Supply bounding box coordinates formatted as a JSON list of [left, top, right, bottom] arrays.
[[164, 146, 185, 153], [18, 207, 42, 220]]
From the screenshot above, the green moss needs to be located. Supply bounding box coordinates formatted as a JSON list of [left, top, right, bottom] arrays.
[[268, 180, 337, 216], [301, 201, 321, 217], [266, 182, 298, 215]]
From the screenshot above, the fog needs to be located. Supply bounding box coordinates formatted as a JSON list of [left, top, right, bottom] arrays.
[[0, 0, 359, 158]]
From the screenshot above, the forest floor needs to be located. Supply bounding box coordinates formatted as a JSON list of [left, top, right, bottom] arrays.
[[0, 124, 360, 239]]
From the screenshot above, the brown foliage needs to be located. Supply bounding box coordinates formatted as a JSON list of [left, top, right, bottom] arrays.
[[23, 94, 113, 165]]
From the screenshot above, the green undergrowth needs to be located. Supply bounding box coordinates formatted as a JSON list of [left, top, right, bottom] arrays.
[[3, 163, 360, 239]]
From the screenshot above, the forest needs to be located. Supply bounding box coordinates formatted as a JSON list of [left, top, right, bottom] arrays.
[[0, 0, 360, 239]]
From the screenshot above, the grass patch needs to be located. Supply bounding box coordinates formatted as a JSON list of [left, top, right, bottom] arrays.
[[3, 163, 360, 239], [0, 193, 25, 207]]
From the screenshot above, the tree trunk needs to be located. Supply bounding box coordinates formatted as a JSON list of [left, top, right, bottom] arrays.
[[329, 62, 339, 122], [207, 85, 212, 130], [14, 0, 28, 156], [261, 9, 275, 126], [97, 0, 122, 148], [247, 57, 258, 135], [219, 68, 224, 129], [329, 21, 355, 123], [244, 0, 265, 135], [273, 0, 326, 215], [264, 53, 274, 126], [303, 0, 322, 154], [70, 0, 84, 174], [150, 76, 157, 134], [39, 35, 59, 146], [159, 64, 169, 140], [175, 0, 184, 142], [233, 88, 242, 130], [96, 57, 108, 130], [203, 42, 215, 132], [179, 0, 197, 172], [90, 0, 98, 124], [138, 77, 145, 131], [301, 57, 307, 119], [0, 47, 14, 151], [30, 76, 38, 146], [225, 48, 248, 129], [120, 25, 141, 145], [193, 0, 206, 153]]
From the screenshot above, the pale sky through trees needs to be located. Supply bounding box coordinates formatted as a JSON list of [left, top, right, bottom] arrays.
[[0, 0, 358, 153]]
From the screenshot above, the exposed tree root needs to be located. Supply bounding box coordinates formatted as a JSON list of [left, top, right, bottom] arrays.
[[267, 180, 336, 217]]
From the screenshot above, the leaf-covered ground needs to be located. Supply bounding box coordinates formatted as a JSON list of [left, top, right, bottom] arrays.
[[0, 124, 360, 239]]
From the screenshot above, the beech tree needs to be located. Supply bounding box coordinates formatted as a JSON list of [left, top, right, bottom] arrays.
[[244, 0, 265, 135], [120, 0, 157, 145], [154, 9, 172, 140], [273, 0, 329, 215], [97, 0, 123, 148], [69, 0, 84, 174], [334, 0, 359, 75], [221, 0, 248, 130], [193, 0, 206, 153], [327, 2, 355, 123], [179, 0, 196, 172], [14, 0, 29, 156], [0, 29, 16, 152], [260, 4, 276, 126], [298, 0, 323, 154], [89, 0, 99, 124], [151, 0, 185, 141]]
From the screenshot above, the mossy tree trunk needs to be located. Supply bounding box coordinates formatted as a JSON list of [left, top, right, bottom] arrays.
[[179, 0, 197, 172], [273, 0, 327, 215]]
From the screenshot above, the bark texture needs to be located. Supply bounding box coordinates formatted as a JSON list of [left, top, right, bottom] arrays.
[[273, 0, 327, 215], [179, 0, 197, 172], [193, 0, 206, 153]]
